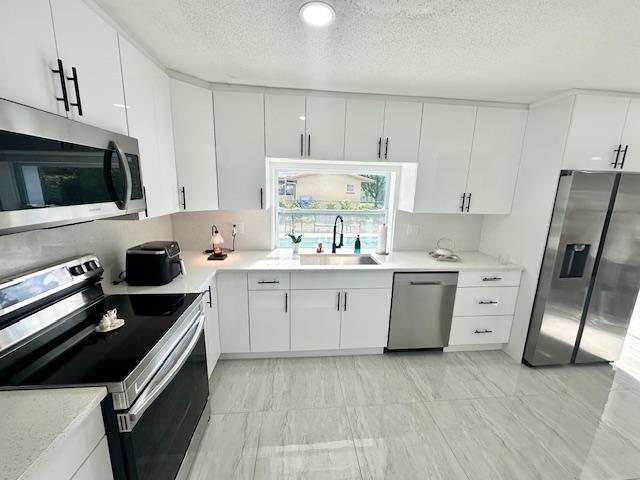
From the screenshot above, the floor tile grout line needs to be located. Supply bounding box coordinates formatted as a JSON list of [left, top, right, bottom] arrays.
[[421, 401, 472, 480], [250, 409, 266, 480], [335, 356, 366, 480]]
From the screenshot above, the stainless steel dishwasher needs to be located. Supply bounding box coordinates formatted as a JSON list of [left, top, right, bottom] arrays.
[[387, 272, 458, 350]]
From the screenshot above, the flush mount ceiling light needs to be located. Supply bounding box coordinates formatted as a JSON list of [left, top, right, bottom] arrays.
[[299, 1, 336, 27]]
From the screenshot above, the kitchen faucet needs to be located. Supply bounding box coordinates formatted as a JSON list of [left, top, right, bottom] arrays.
[[332, 215, 344, 253]]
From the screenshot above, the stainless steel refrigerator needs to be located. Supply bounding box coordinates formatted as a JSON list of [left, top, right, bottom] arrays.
[[524, 170, 640, 366]]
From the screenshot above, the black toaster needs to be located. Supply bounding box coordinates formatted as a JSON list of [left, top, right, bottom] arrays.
[[126, 241, 184, 286]]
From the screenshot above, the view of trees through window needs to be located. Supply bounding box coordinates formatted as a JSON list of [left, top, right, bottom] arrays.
[[276, 171, 389, 249]]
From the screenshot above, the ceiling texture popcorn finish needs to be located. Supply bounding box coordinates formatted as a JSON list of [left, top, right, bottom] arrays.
[[96, 0, 640, 102]]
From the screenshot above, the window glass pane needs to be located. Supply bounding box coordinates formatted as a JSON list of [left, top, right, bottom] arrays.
[[276, 171, 389, 250]]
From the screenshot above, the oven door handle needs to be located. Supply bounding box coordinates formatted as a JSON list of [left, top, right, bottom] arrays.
[[117, 312, 205, 432]]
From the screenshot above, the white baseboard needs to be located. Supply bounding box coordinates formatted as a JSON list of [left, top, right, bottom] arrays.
[[443, 343, 504, 352], [220, 347, 383, 360]]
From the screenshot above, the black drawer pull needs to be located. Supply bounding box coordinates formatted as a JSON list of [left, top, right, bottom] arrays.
[[482, 277, 502, 282], [257, 280, 280, 284], [478, 300, 498, 305], [474, 329, 493, 334]]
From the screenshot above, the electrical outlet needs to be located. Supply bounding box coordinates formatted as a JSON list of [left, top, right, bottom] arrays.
[[234, 222, 245, 234], [406, 224, 420, 236]]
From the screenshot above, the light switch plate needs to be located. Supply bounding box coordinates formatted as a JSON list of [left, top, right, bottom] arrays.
[[234, 222, 245, 234]]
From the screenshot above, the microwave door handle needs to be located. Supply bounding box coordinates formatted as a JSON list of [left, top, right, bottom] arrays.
[[117, 312, 204, 432], [109, 141, 132, 211]]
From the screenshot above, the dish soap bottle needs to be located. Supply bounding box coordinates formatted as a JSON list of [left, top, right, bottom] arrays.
[[354, 235, 361, 254]]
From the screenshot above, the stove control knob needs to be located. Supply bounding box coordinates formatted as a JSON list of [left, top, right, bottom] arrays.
[[70, 265, 86, 276], [84, 260, 99, 271]]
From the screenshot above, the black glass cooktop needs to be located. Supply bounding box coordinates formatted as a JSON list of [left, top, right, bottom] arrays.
[[0, 293, 200, 387]]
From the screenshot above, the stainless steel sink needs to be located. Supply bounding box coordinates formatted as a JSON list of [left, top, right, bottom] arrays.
[[298, 254, 379, 265]]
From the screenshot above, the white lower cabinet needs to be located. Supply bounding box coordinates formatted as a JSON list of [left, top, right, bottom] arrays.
[[202, 275, 221, 376], [249, 290, 290, 352], [291, 289, 342, 351], [71, 436, 113, 480], [340, 289, 391, 349], [217, 272, 250, 353]]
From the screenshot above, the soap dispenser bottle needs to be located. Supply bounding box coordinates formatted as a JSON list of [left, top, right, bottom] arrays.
[[354, 235, 361, 254]]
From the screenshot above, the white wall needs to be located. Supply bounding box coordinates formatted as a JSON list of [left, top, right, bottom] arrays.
[[170, 208, 484, 253], [479, 96, 574, 362], [0, 216, 174, 282]]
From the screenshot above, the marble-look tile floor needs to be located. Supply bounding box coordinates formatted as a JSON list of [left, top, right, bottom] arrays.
[[188, 346, 640, 480]]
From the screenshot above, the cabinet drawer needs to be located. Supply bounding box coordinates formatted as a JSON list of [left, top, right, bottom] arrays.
[[457, 270, 521, 288], [449, 315, 513, 345], [291, 271, 392, 290], [452, 287, 518, 317], [248, 272, 290, 290]]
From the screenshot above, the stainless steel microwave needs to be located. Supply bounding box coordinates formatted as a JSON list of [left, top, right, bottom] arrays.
[[0, 98, 145, 235]]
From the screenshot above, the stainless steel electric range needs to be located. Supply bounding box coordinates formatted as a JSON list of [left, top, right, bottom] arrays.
[[0, 255, 210, 480]]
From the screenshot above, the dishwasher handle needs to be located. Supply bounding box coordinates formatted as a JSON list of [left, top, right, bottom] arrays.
[[409, 281, 442, 286]]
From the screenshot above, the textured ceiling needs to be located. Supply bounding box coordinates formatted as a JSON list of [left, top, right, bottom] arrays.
[[96, 0, 640, 103]]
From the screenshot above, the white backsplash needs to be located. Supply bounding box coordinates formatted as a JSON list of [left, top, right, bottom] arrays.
[[392, 211, 483, 252], [0, 216, 173, 281]]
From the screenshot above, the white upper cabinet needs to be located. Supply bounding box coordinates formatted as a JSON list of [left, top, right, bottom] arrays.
[[49, 0, 127, 133], [414, 103, 476, 213], [618, 98, 640, 172], [465, 107, 528, 214], [119, 36, 178, 219], [214, 90, 266, 209], [171, 79, 219, 212], [265, 94, 306, 158], [344, 98, 386, 162], [382, 101, 423, 162], [563, 94, 630, 171], [0, 0, 63, 115], [305, 96, 345, 160]]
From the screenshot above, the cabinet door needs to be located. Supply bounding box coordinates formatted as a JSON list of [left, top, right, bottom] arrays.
[[291, 289, 341, 351], [305, 96, 345, 160], [382, 101, 422, 162], [265, 94, 306, 158], [214, 90, 266, 209], [70, 437, 113, 480], [0, 0, 63, 115], [152, 70, 180, 216], [120, 37, 178, 219], [414, 103, 476, 213], [49, 0, 127, 133], [217, 272, 250, 353], [344, 98, 385, 162], [249, 290, 290, 352], [619, 98, 640, 172], [170, 79, 218, 211], [340, 289, 391, 349], [465, 107, 528, 214], [563, 94, 629, 171], [203, 276, 220, 376]]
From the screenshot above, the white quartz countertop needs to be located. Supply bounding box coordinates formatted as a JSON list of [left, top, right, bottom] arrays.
[[0, 387, 107, 480], [104, 249, 521, 295]]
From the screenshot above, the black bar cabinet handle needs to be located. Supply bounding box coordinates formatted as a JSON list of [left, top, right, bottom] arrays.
[[612, 145, 622, 168], [257, 280, 280, 284], [620, 145, 629, 169], [180, 187, 186, 210], [52, 59, 70, 112], [337, 292, 341, 311], [384, 137, 389, 159], [300, 134, 304, 157], [67, 66, 83, 116], [285, 292, 288, 313], [206, 286, 213, 307], [479, 300, 498, 305], [377, 137, 382, 159], [466, 193, 472, 212], [482, 276, 502, 282], [460, 193, 466, 212], [260, 187, 264, 209], [307, 134, 311, 157], [343, 291, 347, 311], [474, 329, 493, 334]]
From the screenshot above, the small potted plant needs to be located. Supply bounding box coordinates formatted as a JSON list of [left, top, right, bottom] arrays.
[[287, 233, 303, 255]]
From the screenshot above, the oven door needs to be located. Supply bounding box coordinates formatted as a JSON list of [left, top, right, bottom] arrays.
[[116, 312, 209, 480]]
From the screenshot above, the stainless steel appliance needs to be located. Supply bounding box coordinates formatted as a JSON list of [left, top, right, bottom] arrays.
[[524, 170, 640, 366], [0, 98, 145, 235], [126, 241, 185, 286], [387, 272, 458, 350], [0, 255, 209, 480]]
